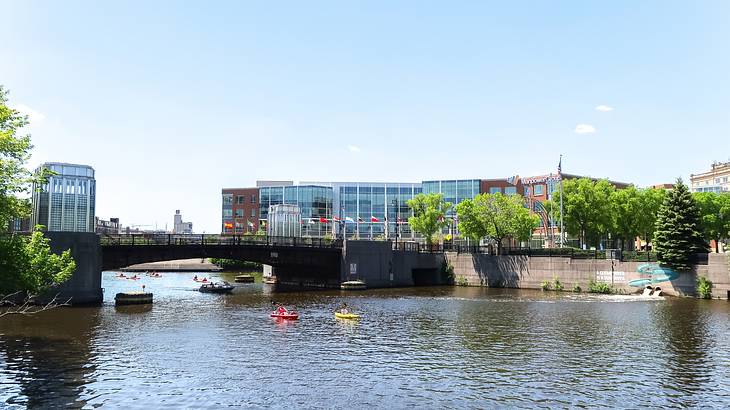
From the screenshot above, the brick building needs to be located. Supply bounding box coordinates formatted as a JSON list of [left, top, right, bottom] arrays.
[[222, 187, 260, 234]]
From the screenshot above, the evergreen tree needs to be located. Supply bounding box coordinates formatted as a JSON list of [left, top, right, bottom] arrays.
[[653, 178, 708, 271]]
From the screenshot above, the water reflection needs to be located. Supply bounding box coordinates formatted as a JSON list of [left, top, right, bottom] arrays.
[[653, 298, 713, 407], [0, 308, 100, 408]]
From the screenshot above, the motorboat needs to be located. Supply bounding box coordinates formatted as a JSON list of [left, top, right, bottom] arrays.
[[199, 282, 234, 294]]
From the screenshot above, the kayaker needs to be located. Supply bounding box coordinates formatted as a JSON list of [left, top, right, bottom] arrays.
[[193, 275, 198, 281], [277, 305, 288, 315], [338, 303, 349, 314]]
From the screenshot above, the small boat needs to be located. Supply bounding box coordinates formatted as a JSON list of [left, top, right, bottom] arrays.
[[270, 311, 299, 320], [335, 312, 360, 319], [115, 291, 153, 306], [340, 280, 366, 290], [235, 274, 255, 283], [199, 282, 234, 294]]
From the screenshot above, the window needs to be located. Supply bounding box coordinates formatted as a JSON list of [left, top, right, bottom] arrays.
[[223, 194, 233, 205], [524, 187, 531, 196], [223, 209, 232, 217], [534, 185, 544, 195], [505, 187, 517, 195], [489, 187, 501, 194], [251, 208, 256, 217], [237, 195, 245, 204], [251, 195, 256, 203], [235, 209, 244, 217]]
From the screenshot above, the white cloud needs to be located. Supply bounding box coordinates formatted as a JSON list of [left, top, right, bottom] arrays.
[[574, 124, 596, 134], [347, 145, 361, 152], [11, 103, 46, 123], [595, 105, 614, 112]]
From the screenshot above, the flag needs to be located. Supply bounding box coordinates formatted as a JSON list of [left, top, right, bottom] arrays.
[[397, 218, 403, 223], [224, 222, 233, 229], [308, 219, 315, 224], [558, 155, 562, 175], [333, 216, 341, 221], [319, 217, 328, 223], [371, 216, 379, 222], [345, 217, 355, 223], [247, 221, 254, 227], [357, 217, 364, 223]]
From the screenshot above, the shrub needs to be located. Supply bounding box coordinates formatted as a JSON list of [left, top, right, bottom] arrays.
[[552, 276, 564, 291], [456, 276, 469, 286], [441, 260, 455, 283], [209, 258, 262, 271], [540, 280, 551, 291], [588, 280, 613, 294], [696, 276, 713, 299], [572, 284, 582, 293]]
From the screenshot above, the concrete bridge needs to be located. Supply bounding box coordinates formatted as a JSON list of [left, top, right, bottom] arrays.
[[46, 233, 446, 305]]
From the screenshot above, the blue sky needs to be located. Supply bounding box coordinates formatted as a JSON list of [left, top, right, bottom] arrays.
[[2, 1, 729, 233]]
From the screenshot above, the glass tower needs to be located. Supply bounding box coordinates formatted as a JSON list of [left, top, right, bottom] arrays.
[[31, 163, 96, 232]]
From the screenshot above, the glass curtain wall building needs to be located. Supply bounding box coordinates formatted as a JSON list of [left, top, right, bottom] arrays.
[[31, 163, 96, 232], [267, 204, 302, 237], [259, 185, 333, 237], [305, 182, 422, 240]]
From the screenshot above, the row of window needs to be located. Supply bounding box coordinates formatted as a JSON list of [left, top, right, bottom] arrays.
[[222, 209, 257, 217]]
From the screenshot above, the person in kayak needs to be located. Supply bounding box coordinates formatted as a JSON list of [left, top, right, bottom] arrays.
[[338, 303, 349, 314], [276, 305, 288, 315]]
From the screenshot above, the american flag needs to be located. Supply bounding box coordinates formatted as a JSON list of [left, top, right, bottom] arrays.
[[558, 155, 562, 175]]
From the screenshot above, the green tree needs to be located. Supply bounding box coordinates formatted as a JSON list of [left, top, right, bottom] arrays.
[[406, 193, 452, 245], [551, 178, 615, 248], [0, 85, 75, 299], [654, 179, 708, 271], [693, 192, 730, 253], [636, 187, 666, 247], [609, 185, 642, 250], [455, 192, 538, 253]]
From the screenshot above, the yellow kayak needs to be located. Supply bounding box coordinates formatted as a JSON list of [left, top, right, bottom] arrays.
[[335, 312, 360, 319]]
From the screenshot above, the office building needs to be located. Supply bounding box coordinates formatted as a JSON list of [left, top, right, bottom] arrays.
[[222, 187, 260, 234], [31, 162, 95, 232], [258, 184, 333, 237], [95, 217, 120, 234], [303, 181, 423, 239], [173, 210, 193, 234], [691, 161, 730, 193]]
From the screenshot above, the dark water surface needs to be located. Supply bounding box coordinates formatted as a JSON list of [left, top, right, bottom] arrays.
[[2, 271, 730, 408]]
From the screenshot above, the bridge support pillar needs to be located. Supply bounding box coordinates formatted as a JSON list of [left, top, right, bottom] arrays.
[[45, 232, 103, 305]]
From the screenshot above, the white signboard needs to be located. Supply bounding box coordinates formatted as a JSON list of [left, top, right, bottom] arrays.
[[596, 270, 625, 283], [349, 263, 357, 275]]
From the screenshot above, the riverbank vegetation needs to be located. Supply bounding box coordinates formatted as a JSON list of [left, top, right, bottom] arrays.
[[209, 258, 263, 271], [1, 85, 75, 313], [696, 276, 713, 299], [654, 180, 709, 271]]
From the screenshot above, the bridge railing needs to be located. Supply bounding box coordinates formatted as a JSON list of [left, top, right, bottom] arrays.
[[100, 234, 343, 248]]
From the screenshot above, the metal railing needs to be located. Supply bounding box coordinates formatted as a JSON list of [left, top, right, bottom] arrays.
[[100, 234, 343, 249]]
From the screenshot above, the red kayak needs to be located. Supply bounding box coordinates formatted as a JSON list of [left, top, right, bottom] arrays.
[[270, 311, 299, 320]]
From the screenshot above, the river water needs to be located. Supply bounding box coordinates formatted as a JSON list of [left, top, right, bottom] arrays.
[[2, 271, 730, 408]]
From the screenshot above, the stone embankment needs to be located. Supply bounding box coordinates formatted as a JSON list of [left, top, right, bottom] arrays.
[[446, 252, 730, 299]]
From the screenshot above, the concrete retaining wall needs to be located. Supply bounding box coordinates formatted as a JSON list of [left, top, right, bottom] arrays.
[[341, 241, 445, 288], [446, 252, 730, 299], [45, 232, 103, 305]]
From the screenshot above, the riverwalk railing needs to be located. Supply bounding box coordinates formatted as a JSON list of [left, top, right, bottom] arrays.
[[100, 234, 343, 249], [394, 241, 708, 264]]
